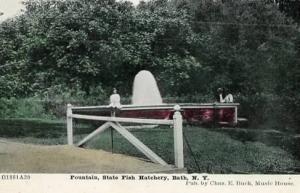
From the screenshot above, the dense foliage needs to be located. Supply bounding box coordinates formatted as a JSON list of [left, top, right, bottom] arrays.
[[0, 0, 300, 132]]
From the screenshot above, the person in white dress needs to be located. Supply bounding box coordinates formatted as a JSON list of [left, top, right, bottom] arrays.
[[217, 88, 234, 103], [109, 88, 121, 116]]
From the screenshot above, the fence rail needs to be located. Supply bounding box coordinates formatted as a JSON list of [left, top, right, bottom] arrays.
[[66, 104, 184, 169]]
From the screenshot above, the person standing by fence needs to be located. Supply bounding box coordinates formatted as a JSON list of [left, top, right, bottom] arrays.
[[217, 88, 234, 103], [109, 88, 122, 116]]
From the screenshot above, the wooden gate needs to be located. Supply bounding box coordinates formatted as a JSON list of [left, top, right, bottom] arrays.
[[66, 104, 184, 169]]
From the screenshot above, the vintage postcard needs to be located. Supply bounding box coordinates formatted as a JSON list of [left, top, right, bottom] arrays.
[[0, 0, 299, 192]]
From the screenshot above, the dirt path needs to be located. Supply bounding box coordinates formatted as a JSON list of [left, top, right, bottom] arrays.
[[0, 139, 178, 173]]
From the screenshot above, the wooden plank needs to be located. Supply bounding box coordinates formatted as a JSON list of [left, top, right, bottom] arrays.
[[67, 104, 73, 145], [77, 122, 111, 147], [71, 105, 109, 110], [218, 121, 230, 124], [71, 103, 240, 111], [71, 114, 173, 125], [124, 125, 158, 129], [110, 122, 168, 166], [173, 111, 184, 168], [234, 106, 238, 125]]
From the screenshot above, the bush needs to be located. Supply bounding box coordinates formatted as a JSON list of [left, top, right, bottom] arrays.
[[0, 97, 55, 119], [236, 92, 299, 133]]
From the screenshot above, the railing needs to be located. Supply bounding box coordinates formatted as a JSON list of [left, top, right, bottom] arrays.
[[66, 104, 184, 169]]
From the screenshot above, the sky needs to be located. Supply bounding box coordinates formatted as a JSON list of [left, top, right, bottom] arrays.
[[0, 0, 24, 20], [0, 0, 143, 21]]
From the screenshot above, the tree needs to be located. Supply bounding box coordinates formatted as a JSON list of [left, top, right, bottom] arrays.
[[275, 0, 300, 23], [0, 0, 200, 96], [171, 0, 300, 129]]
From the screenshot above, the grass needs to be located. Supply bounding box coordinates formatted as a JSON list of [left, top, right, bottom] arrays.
[[0, 118, 94, 138], [82, 126, 298, 173], [1, 119, 298, 174]]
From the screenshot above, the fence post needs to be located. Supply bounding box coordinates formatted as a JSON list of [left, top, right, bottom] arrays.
[[173, 105, 184, 169], [234, 106, 238, 125], [67, 103, 73, 145]]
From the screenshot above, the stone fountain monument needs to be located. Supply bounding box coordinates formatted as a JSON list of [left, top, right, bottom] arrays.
[[132, 70, 163, 105]]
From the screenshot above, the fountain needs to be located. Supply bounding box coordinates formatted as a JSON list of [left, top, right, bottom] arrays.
[[132, 70, 163, 105], [72, 70, 239, 125]]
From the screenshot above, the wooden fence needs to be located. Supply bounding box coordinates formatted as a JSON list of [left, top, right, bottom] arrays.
[[66, 104, 184, 169]]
